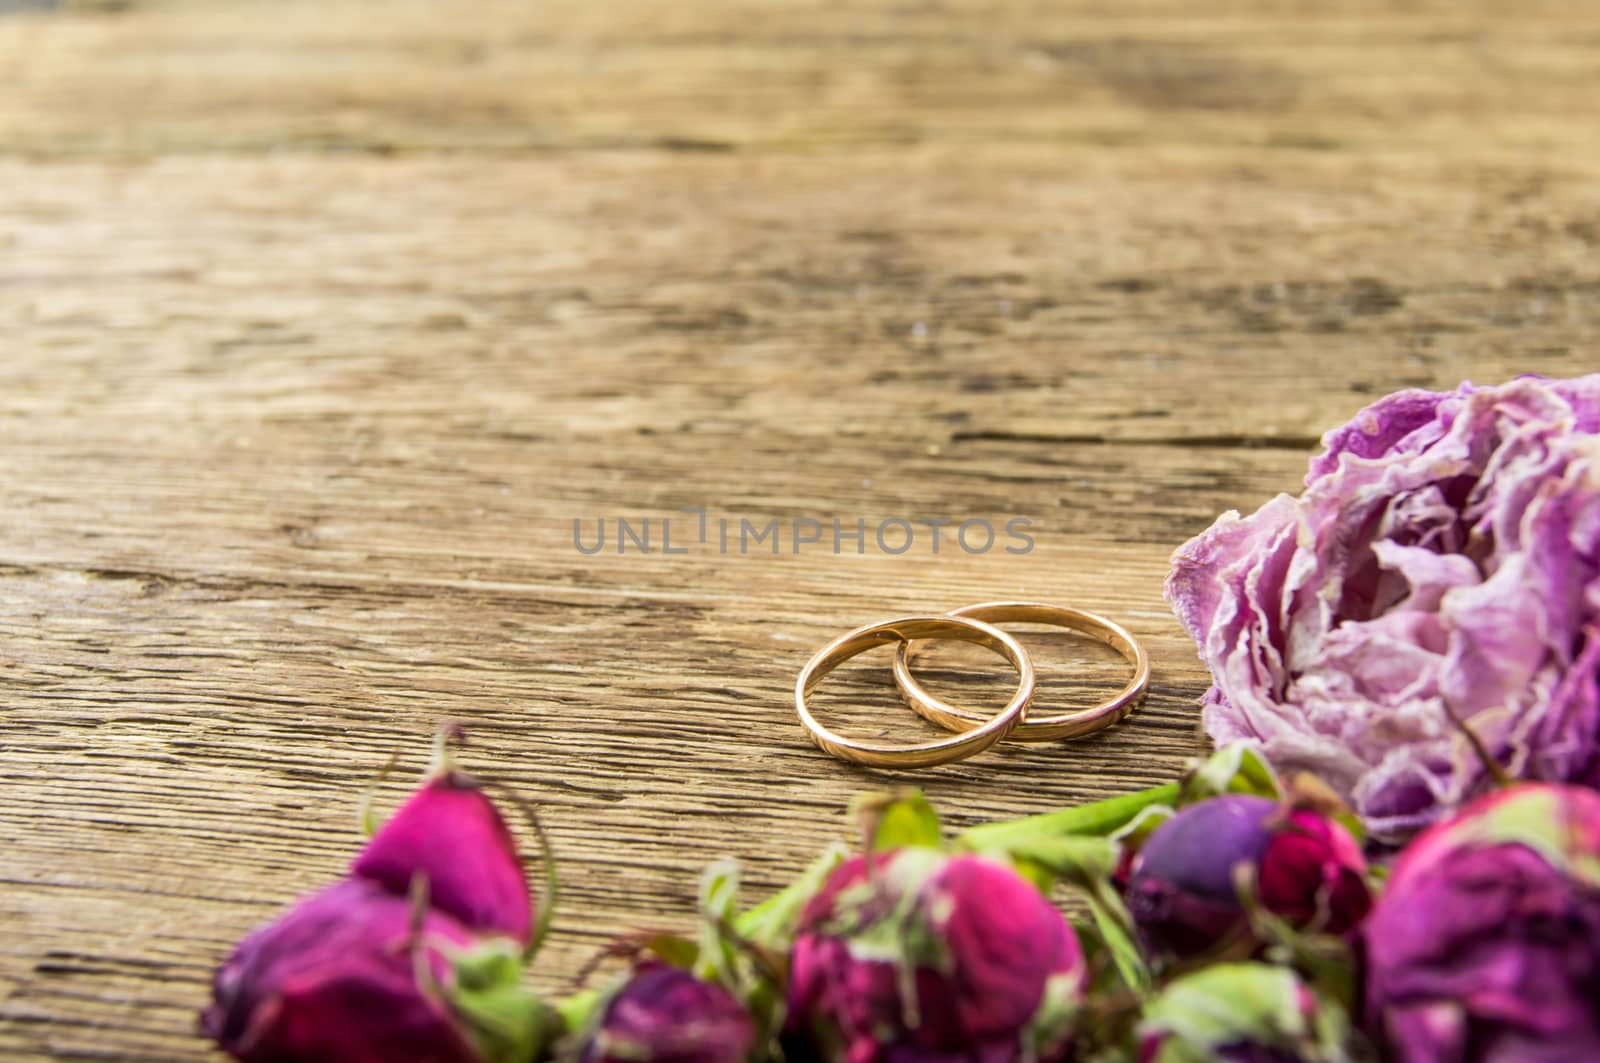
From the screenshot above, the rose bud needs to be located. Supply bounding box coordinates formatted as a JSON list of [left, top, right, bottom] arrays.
[[202, 878, 488, 1063], [206, 754, 546, 1063], [353, 769, 533, 946], [1125, 795, 1370, 959], [786, 848, 1085, 1063], [577, 962, 755, 1063], [1138, 962, 1353, 1063], [1362, 783, 1600, 1061]]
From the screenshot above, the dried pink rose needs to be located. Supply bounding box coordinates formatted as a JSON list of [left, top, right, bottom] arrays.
[[352, 770, 533, 945], [202, 878, 484, 1063], [785, 848, 1085, 1063], [1167, 374, 1600, 837], [578, 962, 755, 1063], [205, 756, 544, 1063], [1362, 783, 1600, 1061]]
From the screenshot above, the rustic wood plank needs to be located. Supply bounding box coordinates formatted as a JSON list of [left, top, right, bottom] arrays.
[[1, 1, 1598, 1059], [1, 0, 1598, 159], [2, 153, 1596, 447]]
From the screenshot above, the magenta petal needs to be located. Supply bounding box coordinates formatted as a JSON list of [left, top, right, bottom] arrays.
[[926, 855, 1084, 1042], [580, 962, 756, 1063], [203, 879, 481, 1063], [1363, 785, 1600, 1061], [1307, 384, 1456, 480], [786, 850, 1084, 1063], [352, 773, 533, 945]]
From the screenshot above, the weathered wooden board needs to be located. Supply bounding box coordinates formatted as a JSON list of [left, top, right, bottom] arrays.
[[1, 1, 1598, 1059]]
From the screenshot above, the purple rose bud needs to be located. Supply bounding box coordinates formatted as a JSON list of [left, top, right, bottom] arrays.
[[579, 962, 756, 1063], [1167, 374, 1600, 837], [202, 878, 484, 1063], [1363, 783, 1600, 1061], [1258, 809, 1370, 932], [786, 848, 1085, 1063], [1126, 795, 1370, 958], [353, 771, 533, 946]]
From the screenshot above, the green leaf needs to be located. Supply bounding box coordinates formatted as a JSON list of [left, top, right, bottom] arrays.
[[735, 843, 849, 947], [1081, 887, 1150, 996], [452, 939, 523, 991], [957, 782, 1181, 852], [999, 833, 1120, 880], [447, 940, 549, 1063], [957, 745, 1276, 858]]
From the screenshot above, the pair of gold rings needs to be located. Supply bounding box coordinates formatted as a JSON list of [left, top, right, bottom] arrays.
[[794, 601, 1149, 768]]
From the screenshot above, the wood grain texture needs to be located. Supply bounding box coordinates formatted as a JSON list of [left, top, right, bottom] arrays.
[[1, 0, 1598, 1058]]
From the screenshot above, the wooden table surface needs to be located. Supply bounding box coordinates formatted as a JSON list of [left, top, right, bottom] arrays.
[[2, 1, 1597, 1058]]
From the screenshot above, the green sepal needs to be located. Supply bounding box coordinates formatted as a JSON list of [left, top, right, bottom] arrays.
[[356, 751, 402, 837], [694, 859, 742, 986], [640, 932, 699, 970], [1270, 772, 1367, 851], [446, 939, 550, 1063], [1140, 963, 1352, 1063], [1331, 807, 1367, 848], [1110, 803, 1176, 856], [1180, 742, 1281, 804], [996, 834, 1151, 994], [1070, 919, 1118, 997], [1026, 964, 1088, 1061], [1448, 786, 1600, 886], [552, 988, 603, 1040], [1007, 855, 1058, 894], [526, 809, 560, 962], [1234, 866, 1360, 1014], [854, 789, 942, 851], [819, 847, 946, 959], [1080, 885, 1149, 997], [715, 850, 858, 1057], [740, 976, 790, 1062]]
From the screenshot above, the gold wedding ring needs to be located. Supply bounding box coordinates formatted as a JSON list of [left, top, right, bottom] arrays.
[[893, 601, 1149, 742], [795, 615, 1035, 769]]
